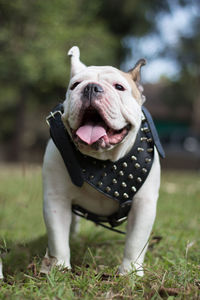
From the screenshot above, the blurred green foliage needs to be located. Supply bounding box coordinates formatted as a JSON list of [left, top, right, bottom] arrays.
[[0, 0, 118, 109], [160, 2, 200, 134], [0, 0, 199, 161], [0, 0, 171, 160], [0, 0, 118, 159]]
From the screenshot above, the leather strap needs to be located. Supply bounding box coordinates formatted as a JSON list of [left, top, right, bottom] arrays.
[[46, 103, 165, 231], [142, 107, 165, 158], [48, 104, 84, 187]]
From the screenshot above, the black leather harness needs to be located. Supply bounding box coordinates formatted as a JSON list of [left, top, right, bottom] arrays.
[[46, 103, 165, 233]]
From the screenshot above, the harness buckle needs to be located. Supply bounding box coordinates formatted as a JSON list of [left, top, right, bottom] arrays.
[[116, 216, 127, 223], [73, 209, 88, 219], [109, 215, 128, 227], [46, 110, 63, 126]]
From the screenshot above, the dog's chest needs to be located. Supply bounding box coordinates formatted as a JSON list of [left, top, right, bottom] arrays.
[[72, 183, 119, 216], [74, 121, 154, 207]]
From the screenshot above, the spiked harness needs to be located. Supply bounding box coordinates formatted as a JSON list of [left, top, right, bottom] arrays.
[[46, 104, 165, 233]]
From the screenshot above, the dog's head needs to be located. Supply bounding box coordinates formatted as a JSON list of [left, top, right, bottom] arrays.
[[62, 46, 146, 161]]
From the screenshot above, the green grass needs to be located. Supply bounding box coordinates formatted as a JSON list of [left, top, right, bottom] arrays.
[[0, 165, 200, 299]]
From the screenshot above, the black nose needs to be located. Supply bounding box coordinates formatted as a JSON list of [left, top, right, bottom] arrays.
[[83, 83, 104, 100]]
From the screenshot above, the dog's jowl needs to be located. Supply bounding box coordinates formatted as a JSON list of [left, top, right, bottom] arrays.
[[41, 46, 164, 276]]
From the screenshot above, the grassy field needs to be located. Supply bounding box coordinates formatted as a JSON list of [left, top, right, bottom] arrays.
[[0, 165, 199, 299]]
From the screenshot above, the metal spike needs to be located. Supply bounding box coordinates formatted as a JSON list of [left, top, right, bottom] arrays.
[[114, 191, 119, 197], [119, 171, 124, 176], [98, 181, 103, 186], [90, 175, 94, 179], [131, 186, 136, 192], [137, 177, 142, 183], [102, 172, 107, 177], [82, 169, 86, 173], [135, 163, 140, 169], [131, 155, 137, 161], [141, 127, 150, 133], [123, 193, 129, 199], [147, 138, 152, 143], [137, 147, 144, 152], [142, 168, 147, 173], [121, 182, 127, 188], [112, 179, 117, 184], [106, 186, 111, 192], [145, 158, 152, 163], [128, 174, 133, 179], [147, 148, 153, 153], [112, 164, 117, 170], [122, 162, 128, 168], [142, 116, 146, 122], [141, 137, 147, 141]]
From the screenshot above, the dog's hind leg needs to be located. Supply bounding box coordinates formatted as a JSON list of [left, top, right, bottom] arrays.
[[70, 214, 80, 237]]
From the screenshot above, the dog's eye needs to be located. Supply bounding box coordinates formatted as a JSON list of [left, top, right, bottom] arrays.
[[70, 82, 81, 90], [114, 84, 125, 91]]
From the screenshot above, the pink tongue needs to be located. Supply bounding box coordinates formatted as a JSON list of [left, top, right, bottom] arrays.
[[76, 122, 107, 145]]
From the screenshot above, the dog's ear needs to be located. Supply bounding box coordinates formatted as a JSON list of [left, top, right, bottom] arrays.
[[129, 59, 146, 83], [68, 46, 86, 77], [129, 59, 146, 104]]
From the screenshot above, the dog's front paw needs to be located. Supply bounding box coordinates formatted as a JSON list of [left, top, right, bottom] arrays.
[[118, 260, 144, 277], [40, 250, 71, 274]]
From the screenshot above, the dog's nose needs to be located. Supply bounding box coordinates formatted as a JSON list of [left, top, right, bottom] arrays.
[[83, 83, 104, 100]]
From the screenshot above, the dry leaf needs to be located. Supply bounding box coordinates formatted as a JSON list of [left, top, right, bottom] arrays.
[[159, 286, 182, 296], [145, 286, 184, 299], [27, 262, 37, 276], [40, 256, 58, 274], [195, 280, 200, 289], [149, 235, 163, 249]]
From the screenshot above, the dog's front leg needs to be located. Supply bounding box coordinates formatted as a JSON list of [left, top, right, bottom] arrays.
[[119, 151, 160, 276], [41, 140, 72, 273], [119, 194, 158, 276], [43, 190, 72, 270]]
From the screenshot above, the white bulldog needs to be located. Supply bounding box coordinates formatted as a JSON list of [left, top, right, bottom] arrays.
[[41, 46, 161, 276]]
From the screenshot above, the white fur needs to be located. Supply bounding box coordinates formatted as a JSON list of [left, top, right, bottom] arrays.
[[0, 258, 3, 279], [62, 65, 141, 161], [41, 47, 161, 275], [68, 46, 86, 77]]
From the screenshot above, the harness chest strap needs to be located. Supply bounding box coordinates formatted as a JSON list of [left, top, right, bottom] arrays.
[[47, 104, 165, 230]]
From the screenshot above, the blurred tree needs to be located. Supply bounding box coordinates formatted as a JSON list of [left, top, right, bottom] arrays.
[[97, 0, 170, 63], [175, 17, 200, 134], [0, 0, 171, 161], [161, 0, 200, 134], [0, 0, 118, 160]]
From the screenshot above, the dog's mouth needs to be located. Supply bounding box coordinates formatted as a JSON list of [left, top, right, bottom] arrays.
[[72, 107, 130, 149]]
